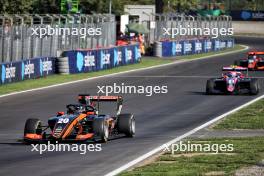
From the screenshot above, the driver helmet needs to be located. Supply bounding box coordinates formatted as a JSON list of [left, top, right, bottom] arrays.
[[77, 105, 85, 113]]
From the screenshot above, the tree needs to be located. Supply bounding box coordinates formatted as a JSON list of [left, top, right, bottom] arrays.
[[0, 0, 34, 14], [163, 0, 199, 13]]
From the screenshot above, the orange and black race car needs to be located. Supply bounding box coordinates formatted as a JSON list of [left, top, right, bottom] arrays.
[[234, 51, 264, 70], [24, 95, 135, 143]]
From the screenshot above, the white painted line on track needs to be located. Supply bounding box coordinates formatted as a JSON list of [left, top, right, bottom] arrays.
[[111, 75, 264, 78], [104, 93, 264, 176], [0, 45, 248, 99]]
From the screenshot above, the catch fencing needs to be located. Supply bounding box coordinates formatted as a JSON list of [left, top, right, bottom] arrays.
[[0, 14, 116, 63], [140, 13, 232, 46]]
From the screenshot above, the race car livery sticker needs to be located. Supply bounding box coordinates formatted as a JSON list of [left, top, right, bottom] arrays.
[[22, 60, 35, 80], [214, 40, 220, 51], [40, 57, 54, 76], [1, 63, 17, 84], [100, 49, 111, 70], [76, 52, 84, 72], [220, 41, 226, 49], [184, 42, 192, 54], [195, 41, 202, 52], [227, 40, 234, 48]]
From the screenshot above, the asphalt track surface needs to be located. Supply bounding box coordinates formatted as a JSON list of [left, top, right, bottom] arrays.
[[0, 36, 263, 176]]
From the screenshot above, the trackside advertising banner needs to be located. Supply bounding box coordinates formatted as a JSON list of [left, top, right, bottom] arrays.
[[66, 44, 141, 74], [0, 57, 56, 85], [160, 38, 234, 57]]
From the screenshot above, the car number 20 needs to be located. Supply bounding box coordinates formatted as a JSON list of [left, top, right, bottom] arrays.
[[58, 118, 69, 123]]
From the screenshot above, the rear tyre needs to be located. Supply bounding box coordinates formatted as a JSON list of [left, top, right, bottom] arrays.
[[24, 118, 42, 136], [249, 79, 259, 95], [93, 118, 109, 142], [117, 114, 135, 137], [206, 79, 215, 95], [234, 60, 240, 66]]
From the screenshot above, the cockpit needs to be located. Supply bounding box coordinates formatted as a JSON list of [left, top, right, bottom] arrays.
[[222, 72, 242, 78], [66, 104, 97, 115]]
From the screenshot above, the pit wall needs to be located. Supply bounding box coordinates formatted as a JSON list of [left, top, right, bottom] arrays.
[[232, 21, 264, 35], [0, 57, 56, 85], [0, 44, 141, 84], [154, 38, 235, 57], [0, 39, 234, 85]]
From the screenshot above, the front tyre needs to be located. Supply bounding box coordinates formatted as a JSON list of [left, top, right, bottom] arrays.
[[24, 118, 42, 136], [117, 114, 135, 137], [234, 60, 241, 66]]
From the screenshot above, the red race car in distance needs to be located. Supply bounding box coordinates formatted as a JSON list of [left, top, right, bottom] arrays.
[[234, 51, 264, 70]]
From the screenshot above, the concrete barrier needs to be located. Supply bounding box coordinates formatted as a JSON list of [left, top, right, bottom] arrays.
[[232, 21, 264, 35]]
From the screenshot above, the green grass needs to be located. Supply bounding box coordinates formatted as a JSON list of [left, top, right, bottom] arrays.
[[213, 99, 264, 130], [120, 137, 264, 176], [0, 45, 245, 95]]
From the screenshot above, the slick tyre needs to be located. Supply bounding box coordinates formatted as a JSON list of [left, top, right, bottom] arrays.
[[249, 79, 259, 95], [206, 79, 215, 95], [93, 118, 109, 143], [234, 60, 240, 66], [24, 118, 42, 136], [117, 114, 135, 137]]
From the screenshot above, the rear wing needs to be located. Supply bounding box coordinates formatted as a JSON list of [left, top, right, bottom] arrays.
[[248, 51, 264, 55], [222, 65, 248, 76], [78, 95, 123, 115], [222, 65, 248, 71], [78, 95, 123, 102]]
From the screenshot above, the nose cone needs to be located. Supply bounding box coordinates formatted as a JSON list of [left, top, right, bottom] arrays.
[[248, 63, 254, 68], [227, 85, 235, 92]]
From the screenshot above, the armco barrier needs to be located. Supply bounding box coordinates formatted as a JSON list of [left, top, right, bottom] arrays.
[[0, 57, 56, 85], [60, 44, 141, 74], [155, 38, 234, 57]]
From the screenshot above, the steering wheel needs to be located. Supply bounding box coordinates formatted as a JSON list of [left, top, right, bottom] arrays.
[[66, 104, 78, 113]]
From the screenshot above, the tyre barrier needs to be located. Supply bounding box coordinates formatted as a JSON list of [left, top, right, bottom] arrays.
[[56, 57, 70, 74], [154, 38, 235, 57]]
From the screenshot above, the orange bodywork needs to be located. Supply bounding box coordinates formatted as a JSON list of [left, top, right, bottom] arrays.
[[24, 133, 42, 140], [248, 51, 264, 55], [61, 114, 87, 139], [75, 133, 94, 140]]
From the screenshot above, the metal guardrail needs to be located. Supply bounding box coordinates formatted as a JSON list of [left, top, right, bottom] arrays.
[[0, 14, 116, 63]]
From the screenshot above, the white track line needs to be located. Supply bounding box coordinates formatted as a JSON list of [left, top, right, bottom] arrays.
[[111, 75, 264, 78], [104, 94, 264, 176], [0, 45, 248, 99]]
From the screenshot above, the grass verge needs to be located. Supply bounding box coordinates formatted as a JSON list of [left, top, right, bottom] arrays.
[[213, 99, 264, 130], [0, 45, 245, 95], [120, 137, 264, 176], [120, 84, 263, 176]]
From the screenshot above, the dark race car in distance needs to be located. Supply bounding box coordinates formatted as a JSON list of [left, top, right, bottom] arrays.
[[24, 95, 135, 143], [206, 70, 259, 95], [234, 51, 264, 70]]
